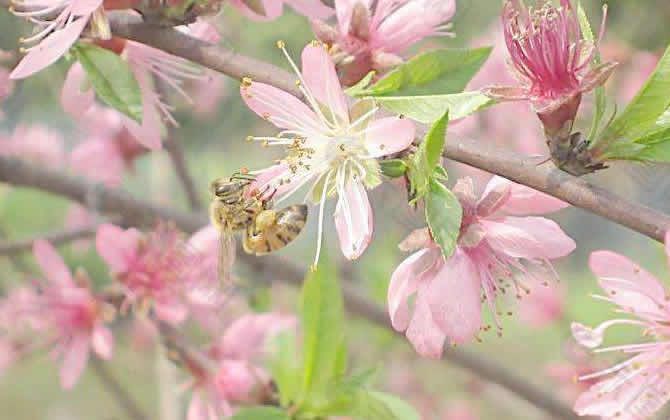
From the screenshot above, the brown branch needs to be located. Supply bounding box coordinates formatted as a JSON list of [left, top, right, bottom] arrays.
[[164, 136, 203, 211], [104, 13, 670, 243], [0, 155, 580, 420], [0, 224, 103, 256], [90, 357, 148, 420]]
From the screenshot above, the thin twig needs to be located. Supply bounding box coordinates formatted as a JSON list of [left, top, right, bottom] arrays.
[[0, 224, 103, 256], [164, 136, 203, 211], [0, 155, 580, 420], [105, 13, 670, 243], [89, 357, 148, 420]]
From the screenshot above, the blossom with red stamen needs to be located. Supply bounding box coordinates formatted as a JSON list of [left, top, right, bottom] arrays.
[[388, 176, 574, 358], [242, 41, 415, 264], [312, 0, 456, 85], [484, 0, 617, 137], [95, 223, 216, 325], [570, 230, 670, 419]]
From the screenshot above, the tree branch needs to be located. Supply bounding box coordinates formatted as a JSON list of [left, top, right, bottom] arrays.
[[0, 155, 580, 420], [164, 136, 203, 211], [0, 223, 104, 256], [105, 13, 670, 243], [90, 357, 148, 420]]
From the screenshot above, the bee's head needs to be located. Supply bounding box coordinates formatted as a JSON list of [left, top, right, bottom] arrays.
[[210, 174, 255, 203]]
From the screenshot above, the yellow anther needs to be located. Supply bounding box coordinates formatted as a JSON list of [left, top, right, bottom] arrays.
[[241, 77, 253, 87]]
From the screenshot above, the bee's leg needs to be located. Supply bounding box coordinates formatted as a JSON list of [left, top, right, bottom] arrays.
[[243, 225, 272, 255]]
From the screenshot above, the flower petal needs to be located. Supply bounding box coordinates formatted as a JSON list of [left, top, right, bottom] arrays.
[[426, 248, 482, 345], [364, 117, 415, 158], [285, 0, 334, 19], [388, 247, 441, 331], [60, 333, 90, 389], [496, 216, 576, 259], [71, 0, 103, 15], [187, 392, 208, 420], [301, 43, 349, 123], [334, 179, 373, 260], [10, 17, 89, 80], [219, 313, 295, 360], [240, 81, 321, 132], [476, 176, 512, 217], [405, 286, 447, 359], [489, 176, 569, 215], [589, 250, 667, 320], [91, 326, 114, 360], [666, 230, 670, 270], [153, 298, 188, 325], [70, 138, 125, 188], [121, 69, 162, 150], [61, 63, 95, 117], [33, 239, 73, 287], [95, 224, 141, 273]]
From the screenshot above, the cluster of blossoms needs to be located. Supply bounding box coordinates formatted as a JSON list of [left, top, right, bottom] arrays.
[[388, 176, 575, 357]]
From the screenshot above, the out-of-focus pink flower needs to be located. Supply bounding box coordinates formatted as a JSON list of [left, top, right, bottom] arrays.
[[545, 343, 606, 403], [570, 230, 670, 419], [185, 313, 295, 419], [389, 176, 574, 358], [95, 223, 215, 325], [518, 270, 565, 328], [230, 0, 334, 21], [312, 0, 456, 85], [443, 402, 479, 420], [10, 0, 108, 79], [68, 106, 148, 187], [0, 66, 13, 108], [484, 0, 617, 136], [0, 124, 65, 168], [242, 42, 415, 264], [616, 51, 659, 105], [64, 204, 95, 253], [20, 240, 114, 389]]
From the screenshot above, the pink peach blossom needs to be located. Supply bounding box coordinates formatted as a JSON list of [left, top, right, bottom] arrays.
[[389, 176, 574, 358], [95, 223, 215, 325], [230, 0, 333, 21], [10, 0, 107, 79], [0, 124, 65, 168], [312, 0, 456, 84], [570, 230, 670, 419], [518, 270, 565, 328], [24, 240, 114, 389], [242, 42, 415, 264], [484, 0, 617, 136], [184, 313, 295, 420]]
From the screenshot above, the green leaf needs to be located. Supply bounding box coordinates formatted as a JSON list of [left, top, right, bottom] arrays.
[[72, 43, 143, 122], [597, 44, 670, 146], [367, 391, 421, 420], [379, 159, 408, 178], [270, 332, 301, 407], [344, 71, 376, 97], [425, 179, 463, 259], [408, 109, 449, 200], [373, 92, 493, 124], [228, 407, 289, 420], [322, 390, 420, 420], [577, 1, 606, 140], [299, 258, 345, 400], [359, 48, 492, 97]]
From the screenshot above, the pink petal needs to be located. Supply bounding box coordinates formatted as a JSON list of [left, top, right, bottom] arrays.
[[364, 117, 415, 158], [61, 63, 95, 118], [666, 230, 670, 270], [33, 239, 73, 287], [71, 0, 103, 15], [10, 17, 89, 80], [301, 43, 349, 123], [388, 247, 441, 331], [397, 227, 432, 252], [121, 69, 162, 150], [488, 176, 569, 215], [220, 313, 295, 360], [240, 81, 321, 132], [426, 248, 482, 344], [153, 298, 188, 325], [187, 392, 208, 420], [476, 176, 512, 218], [589, 251, 667, 320], [95, 224, 141, 273], [405, 286, 447, 359], [334, 179, 373, 260], [70, 138, 125, 188], [336, 0, 369, 34], [285, 0, 334, 19], [60, 334, 90, 389], [497, 216, 576, 259], [91, 326, 114, 360]]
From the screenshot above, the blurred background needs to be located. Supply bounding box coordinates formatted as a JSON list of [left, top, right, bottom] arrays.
[[1, 1, 670, 419]]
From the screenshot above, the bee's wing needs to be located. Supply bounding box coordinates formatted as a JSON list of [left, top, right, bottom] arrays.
[[218, 231, 236, 288]]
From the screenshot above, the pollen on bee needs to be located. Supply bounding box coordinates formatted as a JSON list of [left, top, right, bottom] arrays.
[[241, 77, 253, 87], [276, 40, 286, 49], [246, 136, 253, 142]]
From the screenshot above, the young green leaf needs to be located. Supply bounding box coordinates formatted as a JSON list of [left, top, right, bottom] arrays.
[[299, 258, 345, 399], [379, 159, 408, 178], [595, 44, 670, 148], [373, 92, 493, 124], [269, 332, 301, 407], [323, 390, 421, 420], [425, 179, 463, 259], [367, 391, 421, 420], [228, 407, 289, 420], [407, 109, 449, 200], [359, 47, 492, 97], [72, 43, 143, 122], [344, 71, 376, 97]]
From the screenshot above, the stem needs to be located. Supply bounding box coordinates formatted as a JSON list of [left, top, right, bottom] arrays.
[[0, 223, 104, 256], [105, 12, 670, 243], [90, 357, 148, 420], [164, 136, 203, 211], [0, 155, 582, 419]]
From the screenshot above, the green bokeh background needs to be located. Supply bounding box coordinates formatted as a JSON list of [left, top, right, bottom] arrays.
[[1, 1, 669, 419]]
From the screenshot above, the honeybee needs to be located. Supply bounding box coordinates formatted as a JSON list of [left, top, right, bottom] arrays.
[[209, 173, 308, 285]]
